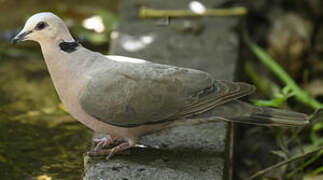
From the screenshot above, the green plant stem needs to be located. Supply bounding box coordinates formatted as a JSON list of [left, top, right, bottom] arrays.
[[287, 150, 323, 178], [244, 37, 323, 110], [247, 146, 323, 180], [139, 7, 247, 18], [244, 61, 281, 96], [311, 166, 323, 175]]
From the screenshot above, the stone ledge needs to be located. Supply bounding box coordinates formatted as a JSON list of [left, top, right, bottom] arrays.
[[84, 123, 226, 180], [83, 0, 239, 179]]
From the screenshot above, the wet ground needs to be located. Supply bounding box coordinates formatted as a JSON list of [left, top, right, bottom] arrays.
[[0, 0, 117, 179], [0, 57, 93, 180]]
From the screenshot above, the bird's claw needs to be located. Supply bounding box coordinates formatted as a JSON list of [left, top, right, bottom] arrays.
[[88, 142, 132, 159], [93, 135, 122, 151]]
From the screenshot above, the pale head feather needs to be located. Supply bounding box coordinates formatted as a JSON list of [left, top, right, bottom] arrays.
[[19, 12, 74, 44]]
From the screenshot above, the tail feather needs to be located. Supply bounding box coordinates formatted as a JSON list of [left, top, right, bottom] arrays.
[[192, 100, 309, 126]]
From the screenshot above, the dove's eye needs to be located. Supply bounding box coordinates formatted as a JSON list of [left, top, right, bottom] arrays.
[[35, 21, 48, 31]]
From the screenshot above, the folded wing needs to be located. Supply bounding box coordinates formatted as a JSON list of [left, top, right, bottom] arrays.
[[79, 59, 255, 127]]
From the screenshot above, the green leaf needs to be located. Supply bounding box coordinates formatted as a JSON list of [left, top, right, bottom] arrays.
[[311, 166, 323, 176], [252, 98, 284, 107], [244, 36, 323, 110]]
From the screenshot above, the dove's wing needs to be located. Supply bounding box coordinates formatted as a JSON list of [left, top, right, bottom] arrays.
[[79, 56, 255, 127]]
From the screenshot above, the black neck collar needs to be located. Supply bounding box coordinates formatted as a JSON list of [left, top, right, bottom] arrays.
[[59, 40, 80, 53]]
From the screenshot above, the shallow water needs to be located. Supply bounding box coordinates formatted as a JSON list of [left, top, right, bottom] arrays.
[[0, 57, 93, 180], [0, 1, 118, 179]]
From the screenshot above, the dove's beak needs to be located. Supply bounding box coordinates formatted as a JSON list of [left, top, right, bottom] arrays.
[[11, 30, 33, 45]]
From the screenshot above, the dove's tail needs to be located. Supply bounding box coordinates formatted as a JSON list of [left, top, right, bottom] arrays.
[[217, 102, 309, 126], [173, 100, 309, 127]]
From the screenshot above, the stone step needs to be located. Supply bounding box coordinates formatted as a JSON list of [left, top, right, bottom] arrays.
[[84, 0, 240, 179]]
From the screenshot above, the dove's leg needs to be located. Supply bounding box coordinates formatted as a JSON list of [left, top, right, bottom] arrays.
[[93, 135, 123, 151], [88, 140, 135, 159]]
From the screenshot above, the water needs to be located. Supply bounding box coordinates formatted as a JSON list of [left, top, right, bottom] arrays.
[[0, 56, 93, 180], [0, 0, 118, 179]]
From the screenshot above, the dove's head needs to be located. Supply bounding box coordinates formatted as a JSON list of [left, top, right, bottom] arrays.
[[11, 12, 74, 45]]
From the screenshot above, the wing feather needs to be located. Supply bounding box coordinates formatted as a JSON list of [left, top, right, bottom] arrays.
[[175, 81, 255, 118], [79, 58, 256, 127]]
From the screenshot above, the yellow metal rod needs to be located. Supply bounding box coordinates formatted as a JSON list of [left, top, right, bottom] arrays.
[[139, 7, 248, 18]]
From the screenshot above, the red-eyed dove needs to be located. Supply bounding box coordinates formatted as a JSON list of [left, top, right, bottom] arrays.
[[12, 12, 309, 159]]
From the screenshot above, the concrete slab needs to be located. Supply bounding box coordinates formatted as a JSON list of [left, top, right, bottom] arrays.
[[84, 0, 239, 179]]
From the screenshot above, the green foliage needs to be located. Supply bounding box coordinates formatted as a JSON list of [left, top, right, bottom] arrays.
[[71, 9, 118, 46], [96, 9, 119, 32], [244, 37, 323, 110], [244, 36, 323, 179], [252, 86, 295, 108]]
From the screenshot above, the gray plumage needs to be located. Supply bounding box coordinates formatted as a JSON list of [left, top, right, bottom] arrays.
[[78, 57, 307, 128], [79, 60, 256, 127]]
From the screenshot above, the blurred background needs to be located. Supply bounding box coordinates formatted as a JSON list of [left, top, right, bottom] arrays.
[[0, 0, 322, 180]]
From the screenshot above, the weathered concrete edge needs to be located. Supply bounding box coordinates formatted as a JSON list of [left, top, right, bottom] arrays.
[[82, 0, 241, 179]]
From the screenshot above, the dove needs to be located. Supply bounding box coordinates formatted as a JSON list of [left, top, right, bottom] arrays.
[[12, 12, 309, 159]]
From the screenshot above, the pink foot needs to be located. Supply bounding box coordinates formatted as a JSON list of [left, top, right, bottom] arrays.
[[93, 135, 123, 151], [88, 142, 133, 160]]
